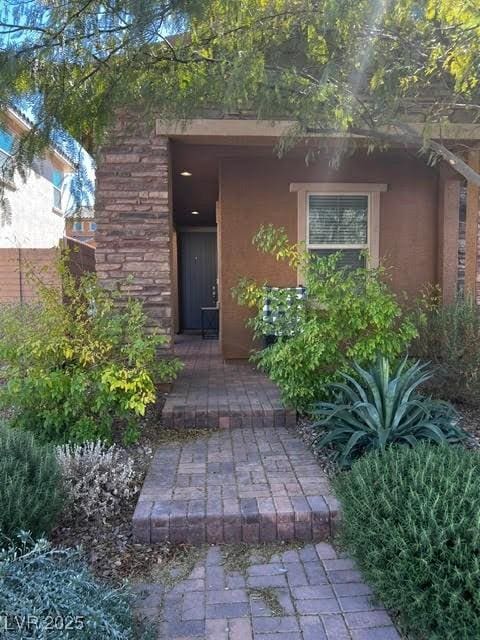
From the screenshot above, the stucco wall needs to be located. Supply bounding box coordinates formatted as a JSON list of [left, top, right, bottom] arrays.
[[219, 150, 439, 359], [0, 163, 65, 249]]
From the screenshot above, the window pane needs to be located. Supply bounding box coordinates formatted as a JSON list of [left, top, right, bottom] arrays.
[[52, 169, 63, 188], [53, 187, 62, 209], [89, 222, 97, 231], [0, 149, 14, 180], [308, 195, 368, 245], [311, 248, 366, 269], [0, 129, 14, 154], [0, 149, 10, 168]]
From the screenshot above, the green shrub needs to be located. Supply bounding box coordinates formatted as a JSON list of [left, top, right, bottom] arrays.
[[313, 356, 466, 467], [234, 225, 418, 411], [335, 443, 480, 639], [0, 535, 146, 639], [0, 425, 64, 539], [413, 295, 480, 405], [0, 255, 182, 444]]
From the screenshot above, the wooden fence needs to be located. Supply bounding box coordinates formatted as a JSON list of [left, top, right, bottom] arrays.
[[64, 236, 96, 278], [0, 238, 95, 304]]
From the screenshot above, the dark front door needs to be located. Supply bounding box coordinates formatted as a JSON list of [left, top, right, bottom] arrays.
[[179, 231, 217, 330]]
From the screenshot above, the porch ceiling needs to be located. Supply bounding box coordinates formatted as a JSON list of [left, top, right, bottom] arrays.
[[172, 142, 219, 227]]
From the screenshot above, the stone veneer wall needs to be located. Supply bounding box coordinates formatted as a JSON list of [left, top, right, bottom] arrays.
[[95, 116, 173, 343]]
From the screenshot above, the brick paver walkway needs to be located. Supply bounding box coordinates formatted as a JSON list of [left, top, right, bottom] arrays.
[[162, 336, 296, 429], [134, 542, 399, 639], [133, 427, 340, 545]]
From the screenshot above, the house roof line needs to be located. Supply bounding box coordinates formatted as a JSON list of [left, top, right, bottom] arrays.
[[156, 118, 480, 142], [4, 105, 75, 170]]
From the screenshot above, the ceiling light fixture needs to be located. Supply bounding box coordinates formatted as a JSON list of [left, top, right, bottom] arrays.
[[180, 170, 192, 176], [191, 210, 200, 215]]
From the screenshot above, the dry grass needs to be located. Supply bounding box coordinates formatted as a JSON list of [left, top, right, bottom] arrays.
[[221, 541, 305, 575], [247, 587, 284, 616], [137, 544, 207, 589]]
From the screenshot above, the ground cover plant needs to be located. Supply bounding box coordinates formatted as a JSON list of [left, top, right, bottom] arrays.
[[335, 443, 480, 640], [57, 441, 139, 524], [414, 295, 480, 406], [313, 356, 466, 467], [0, 535, 146, 639], [235, 225, 418, 411], [0, 424, 64, 539], [0, 255, 182, 444]]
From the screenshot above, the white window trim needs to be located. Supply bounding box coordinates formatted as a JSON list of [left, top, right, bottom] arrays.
[[291, 182, 387, 283], [0, 148, 15, 187], [53, 185, 62, 212]]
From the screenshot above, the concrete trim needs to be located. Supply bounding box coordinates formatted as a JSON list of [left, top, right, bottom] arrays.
[[157, 118, 480, 141], [290, 182, 388, 193], [157, 119, 295, 138]]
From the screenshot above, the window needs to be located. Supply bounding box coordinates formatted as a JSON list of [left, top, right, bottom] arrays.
[[0, 129, 14, 156], [307, 194, 369, 268], [89, 221, 97, 232], [291, 182, 386, 279], [73, 221, 83, 232], [0, 128, 15, 181], [52, 169, 63, 210]]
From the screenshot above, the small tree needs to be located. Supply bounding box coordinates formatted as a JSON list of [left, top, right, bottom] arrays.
[[234, 225, 418, 411], [1, 0, 480, 195], [0, 254, 182, 444]]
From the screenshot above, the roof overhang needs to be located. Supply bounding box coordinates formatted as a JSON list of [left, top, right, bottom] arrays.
[[156, 118, 480, 144], [3, 107, 74, 171]]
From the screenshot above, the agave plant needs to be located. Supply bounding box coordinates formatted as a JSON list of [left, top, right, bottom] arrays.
[[312, 356, 466, 467]]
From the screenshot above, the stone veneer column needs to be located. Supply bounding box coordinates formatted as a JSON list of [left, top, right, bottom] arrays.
[[95, 115, 173, 343]]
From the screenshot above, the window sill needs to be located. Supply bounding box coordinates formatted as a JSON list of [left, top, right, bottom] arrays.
[[52, 207, 63, 216]]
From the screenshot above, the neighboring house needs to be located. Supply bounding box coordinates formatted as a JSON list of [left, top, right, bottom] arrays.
[[95, 116, 480, 359], [0, 107, 74, 303], [65, 206, 96, 247], [0, 106, 74, 248]]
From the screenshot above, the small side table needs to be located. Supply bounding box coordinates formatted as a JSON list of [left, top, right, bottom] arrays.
[[201, 306, 219, 339]]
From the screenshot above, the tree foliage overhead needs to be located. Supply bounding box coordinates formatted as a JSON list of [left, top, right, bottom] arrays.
[[1, 0, 480, 186]]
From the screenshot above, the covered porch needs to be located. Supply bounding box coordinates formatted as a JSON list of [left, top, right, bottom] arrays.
[[95, 118, 475, 364]]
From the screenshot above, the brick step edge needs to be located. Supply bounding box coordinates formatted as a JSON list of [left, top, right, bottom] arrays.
[[162, 410, 297, 429], [132, 497, 341, 546]]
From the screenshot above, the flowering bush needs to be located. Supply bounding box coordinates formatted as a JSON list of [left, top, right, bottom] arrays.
[[0, 254, 182, 444], [235, 225, 418, 411], [56, 441, 142, 523]]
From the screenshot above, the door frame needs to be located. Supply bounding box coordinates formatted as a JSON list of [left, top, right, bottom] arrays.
[[177, 226, 217, 332]]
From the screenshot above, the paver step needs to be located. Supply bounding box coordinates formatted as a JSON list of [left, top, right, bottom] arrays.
[[162, 335, 296, 429], [133, 426, 340, 545], [162, 408, 297, 429]]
